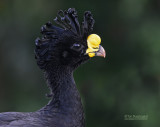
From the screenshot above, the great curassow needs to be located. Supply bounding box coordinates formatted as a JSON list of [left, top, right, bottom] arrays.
[[0, 8, 105, 127]]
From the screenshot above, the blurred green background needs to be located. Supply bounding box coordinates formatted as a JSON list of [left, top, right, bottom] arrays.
[[0, 0, 160, 127]]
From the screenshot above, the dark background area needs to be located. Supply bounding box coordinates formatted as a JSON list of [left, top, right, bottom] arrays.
[[0, 0, 160, 127]]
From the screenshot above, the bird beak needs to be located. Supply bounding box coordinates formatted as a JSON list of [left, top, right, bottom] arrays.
[[95, 45, 106, 58]]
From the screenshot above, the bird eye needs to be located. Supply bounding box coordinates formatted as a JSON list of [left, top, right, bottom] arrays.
[[73, 43, 81, 47], [70, 43, 83, 52]]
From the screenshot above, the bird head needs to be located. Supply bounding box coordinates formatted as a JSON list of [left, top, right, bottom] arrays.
[[35, 8, 105, 70]]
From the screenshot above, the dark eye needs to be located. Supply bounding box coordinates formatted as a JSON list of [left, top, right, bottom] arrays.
[[71, 43, 84, 52], [73, 43, 81, 47], [71, 43, 83, 51]]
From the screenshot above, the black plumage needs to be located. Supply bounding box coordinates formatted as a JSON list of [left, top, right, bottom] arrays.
[[0, 8, 95, 127]]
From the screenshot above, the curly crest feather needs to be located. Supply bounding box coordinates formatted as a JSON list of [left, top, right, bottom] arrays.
[[35, 8, 95, 69]]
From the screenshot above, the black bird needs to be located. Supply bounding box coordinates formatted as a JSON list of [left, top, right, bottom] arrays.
[[0, 8, 105, 127]]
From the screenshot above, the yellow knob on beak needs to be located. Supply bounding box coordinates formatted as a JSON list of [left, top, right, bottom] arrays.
[[86, 34, 106, 58], [87, 34, 101, 49]]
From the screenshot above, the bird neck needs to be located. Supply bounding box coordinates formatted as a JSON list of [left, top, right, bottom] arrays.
[[42, 64, 84, 122]]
